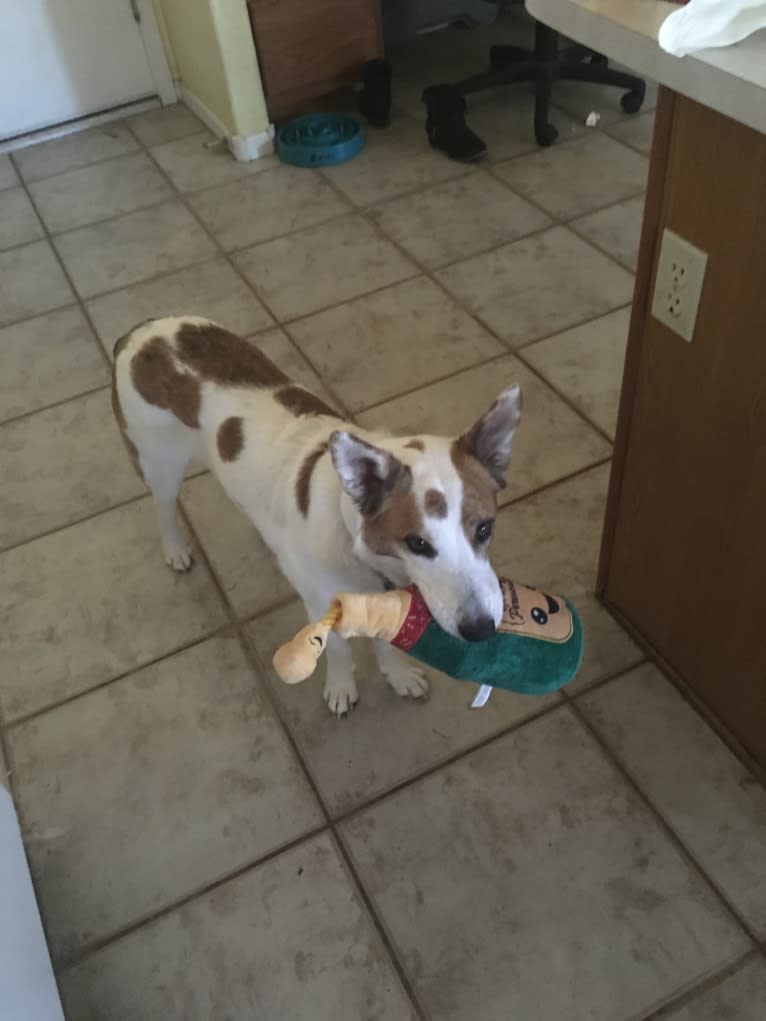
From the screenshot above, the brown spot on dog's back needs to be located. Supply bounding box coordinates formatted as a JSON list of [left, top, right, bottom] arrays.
[[296, 442, 328, 517], [217, 416, 245, 462], [451, 440, 499, 550], [275, 384, 336, 418], [424, 488, 448, 518], [404, 438, 425, 452], [176, 322, 288, 388], [131, 336, 201, 428], [363, 488, 423, 556]]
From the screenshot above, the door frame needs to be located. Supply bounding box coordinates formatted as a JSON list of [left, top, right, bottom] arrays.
[[135, 0, 177, 106]]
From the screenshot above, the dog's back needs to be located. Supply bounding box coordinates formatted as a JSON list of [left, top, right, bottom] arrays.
[[113, 315, 347, 572]]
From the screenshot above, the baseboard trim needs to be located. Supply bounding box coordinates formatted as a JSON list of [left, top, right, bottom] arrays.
[[178, 84, 274, 163]]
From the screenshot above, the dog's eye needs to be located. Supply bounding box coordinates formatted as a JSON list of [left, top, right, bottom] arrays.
[[404, 535, 436, 558], [475, 519, 494, 544]]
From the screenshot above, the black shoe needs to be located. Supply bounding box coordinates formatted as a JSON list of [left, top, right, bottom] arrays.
[[358, 59, 392, 128], [422, 84, 487, 162]]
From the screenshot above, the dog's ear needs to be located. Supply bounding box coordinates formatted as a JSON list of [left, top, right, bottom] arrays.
[[329, 431, 410, 517], [456, 385, 522, 488]]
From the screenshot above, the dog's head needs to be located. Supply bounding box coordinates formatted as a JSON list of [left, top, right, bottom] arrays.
[[330, 385, 521, 640]]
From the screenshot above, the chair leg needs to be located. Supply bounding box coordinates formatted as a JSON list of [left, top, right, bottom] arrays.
[[560, 62, 647, 112], [532, 21, 559, 146], [490, 44, 533, 68]]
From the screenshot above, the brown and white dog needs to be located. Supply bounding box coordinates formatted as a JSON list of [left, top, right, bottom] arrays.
[[113, 316, 522, 716]]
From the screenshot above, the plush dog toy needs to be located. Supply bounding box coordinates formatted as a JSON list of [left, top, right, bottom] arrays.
[[273, 578, 583, 704]]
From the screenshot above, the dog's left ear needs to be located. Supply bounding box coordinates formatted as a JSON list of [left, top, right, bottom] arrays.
[[330, 431, 410, 517], [456, 385, 522, 488]]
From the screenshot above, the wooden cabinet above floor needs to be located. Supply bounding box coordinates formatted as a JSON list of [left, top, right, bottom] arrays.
[[247, 0, 383, 120]]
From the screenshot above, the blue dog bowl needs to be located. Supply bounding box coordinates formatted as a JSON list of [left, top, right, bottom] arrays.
[[277, 114, 365, 168]]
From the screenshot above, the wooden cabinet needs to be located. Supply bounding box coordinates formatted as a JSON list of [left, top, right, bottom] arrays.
[[600, 89, 766, 775], [247, 0, 383, 119]]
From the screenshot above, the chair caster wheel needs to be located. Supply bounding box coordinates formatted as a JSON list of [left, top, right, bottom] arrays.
[[535, 122, 558, 147], [620, 89, 645, 114]]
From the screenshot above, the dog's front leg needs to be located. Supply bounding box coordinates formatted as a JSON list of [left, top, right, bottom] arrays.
[[374, 641, 430, 700], [322, 630, 359, 718]]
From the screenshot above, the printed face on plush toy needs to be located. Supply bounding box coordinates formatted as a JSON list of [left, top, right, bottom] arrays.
[[330, 386, 522, 641]]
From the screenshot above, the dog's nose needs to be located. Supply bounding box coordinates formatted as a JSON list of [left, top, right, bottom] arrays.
[[458, 615, 496, 642]]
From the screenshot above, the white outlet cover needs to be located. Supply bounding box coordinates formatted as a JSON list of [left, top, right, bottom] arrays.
[[651, 228, 708, 342]]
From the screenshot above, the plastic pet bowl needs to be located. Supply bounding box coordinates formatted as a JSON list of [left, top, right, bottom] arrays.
[[277, 114, 365, 168]]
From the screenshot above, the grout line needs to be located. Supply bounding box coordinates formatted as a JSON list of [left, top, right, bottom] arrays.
[[39, 192, 179, 241], [55, 822, 330, 973], [566, 697, 762, 946], [0, 383, 110, 429], [635, 948, 760, 1021], [499, 455, 613, 509], [566, 656, 646, 699], [8, 127, 141, 184]]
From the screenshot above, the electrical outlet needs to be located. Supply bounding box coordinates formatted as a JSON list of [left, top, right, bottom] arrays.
[[651, 229, 708, 342]]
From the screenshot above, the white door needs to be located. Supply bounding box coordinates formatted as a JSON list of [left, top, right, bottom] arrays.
[[0, 0, 169, 141]]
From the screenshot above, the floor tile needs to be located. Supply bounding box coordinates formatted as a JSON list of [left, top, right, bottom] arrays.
[[0, 389, 145, 548], [438, 225, 634, 347], [0, 240, 73, 326], [13, 123, 138, 182], [320, 116, 470, 206], [552, 70, 658, 127], [288, 276, 502, 410], [247, 602, 561, 815], [0, 499, 227, 721], [54, 201, 216, 298], [189, 165, 349, 251], [571, 194, 644, 270], [249, 327, 340, 409], [8, 634, 322, 959], [0, 307, 108, 422], [492, 464, 642, 690], [369, 171, 550, 269], [181, 474, 296, 619], [494, 133, 647, 219], [29, 152, 173, 233], [150, 131, 277, 192], [358, 356, 610, 504], [580, 663, 766, 937], [607, 111, 656, 154], [340, 708, 748, 1021], [86, 257, 272, 350], [234, 215, 416, 321], [0, 187, 44, 250], [523, 307, 630, 438], [61, 834, 417, 1021], [127, 102, 205, 147], [659, 956, 766, 1021], [0, 154, 19, 190], [467, 88, 587, 163]]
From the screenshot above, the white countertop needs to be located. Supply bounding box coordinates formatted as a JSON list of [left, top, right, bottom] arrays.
[[527, 0, 766, 135]]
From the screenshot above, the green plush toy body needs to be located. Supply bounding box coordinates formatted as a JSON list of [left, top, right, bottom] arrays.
[[273, 577, 584, 700]]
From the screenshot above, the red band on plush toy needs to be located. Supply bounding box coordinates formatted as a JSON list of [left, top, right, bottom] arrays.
[[391, 586, 432, 651]]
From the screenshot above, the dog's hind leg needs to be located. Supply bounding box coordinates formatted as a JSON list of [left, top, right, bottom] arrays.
[[139, 439, 194, 571]]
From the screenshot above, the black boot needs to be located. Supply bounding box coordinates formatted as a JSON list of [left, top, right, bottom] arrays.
[[422, 84, 487, 162], [358, 59, 392, 129]]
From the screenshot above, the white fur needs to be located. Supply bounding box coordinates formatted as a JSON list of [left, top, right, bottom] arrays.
[[115, 317, 520, 716]]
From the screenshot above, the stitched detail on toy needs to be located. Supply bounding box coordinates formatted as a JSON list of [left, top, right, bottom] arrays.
[[391, 586, 432, 650], [497, 578, 573, 643]]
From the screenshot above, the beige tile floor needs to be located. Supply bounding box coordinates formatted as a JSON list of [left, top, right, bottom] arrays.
[[1, 24, 765, 1020]]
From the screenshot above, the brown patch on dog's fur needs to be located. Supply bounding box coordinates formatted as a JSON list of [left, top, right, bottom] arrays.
[[275, 384, 336, 419], [424, 488, 448, 518], [404, 438, 425, 451], [296, 442, 328, 517], [451, 440, 499, 552], [130, 336, 202, 428], [217, 416, 245, 462], [363, 488, 423, 556], [111, 336, 144, 479], [175, 322, 288, 389]]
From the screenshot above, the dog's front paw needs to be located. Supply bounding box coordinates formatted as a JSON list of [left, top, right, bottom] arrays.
[[385, 663, 430, 700], [323, 677, 359, 718], [163, 540, 193, 572]]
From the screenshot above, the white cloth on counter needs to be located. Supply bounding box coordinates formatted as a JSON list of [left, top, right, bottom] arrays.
[[659, 0, 766, 57]]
